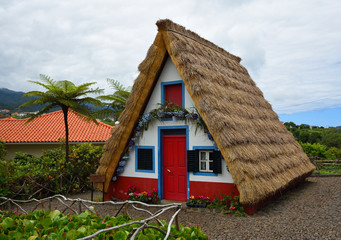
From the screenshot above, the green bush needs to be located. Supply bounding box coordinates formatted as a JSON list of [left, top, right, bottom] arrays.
[[0, 209, 209, 240], [299, 142, 327, 158], [68, 143, 103, 178], [1, 143, 104, 199], [321, 129, 341, 148], [67, 143, 104, 191], [325, 147, 341, 160], [0, 161, 10, 196], [0, 140, 7, 160]]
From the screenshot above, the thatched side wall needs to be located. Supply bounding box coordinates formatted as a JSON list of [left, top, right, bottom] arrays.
[[96, 19, 315, 205], [158, 19, 315, 205]]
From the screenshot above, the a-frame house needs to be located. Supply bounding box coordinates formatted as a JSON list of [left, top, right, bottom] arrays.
[[96, 19, 315, 213]]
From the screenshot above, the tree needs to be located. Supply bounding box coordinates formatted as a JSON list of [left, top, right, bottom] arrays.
[[298, 131, 309, 143], [321, 131, 341, 148], [20, 74, 103, 162], [284, 121, 297, 130], [308, 131, 322, 143], [96, 79, 131, 120]]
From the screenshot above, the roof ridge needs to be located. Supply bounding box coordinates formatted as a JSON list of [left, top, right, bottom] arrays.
[[0, 117, 27, 121], [97, 120, 115, 128], [0, 109, 113, 143], [156, 19, 241, 63]]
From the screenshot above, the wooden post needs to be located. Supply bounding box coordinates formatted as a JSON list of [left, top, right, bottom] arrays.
[[89, 174, 106, 202], [78, 201, 82, 214]]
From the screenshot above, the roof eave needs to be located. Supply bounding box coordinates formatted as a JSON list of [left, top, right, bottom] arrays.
[[97, 31, 169, 192]]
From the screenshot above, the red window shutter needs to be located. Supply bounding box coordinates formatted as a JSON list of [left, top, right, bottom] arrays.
[[165, 84, 182, 106]]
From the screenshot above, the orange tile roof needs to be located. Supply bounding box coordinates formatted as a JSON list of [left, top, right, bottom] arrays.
[[0, 110, 114, 143]]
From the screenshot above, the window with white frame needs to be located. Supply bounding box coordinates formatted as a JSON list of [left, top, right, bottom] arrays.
[[187, 149, 222, 174], [199, 150, 214, 172]]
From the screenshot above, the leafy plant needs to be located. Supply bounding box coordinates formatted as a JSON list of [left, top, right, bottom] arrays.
[[0, 160, 10, 197], [299, 142, 327, 158], [128, 103, 211, 149], [187, 195, 210, 206], [0, 140, 7, 160], [325, 147, 341, 160], [188, 193, 248, 217], [96, 79, 132, 120], [223, 196, 248, 217], [206, 196, 225, 209], [126, 185, 159, 204], [1, 143, 104, 199], [0, 210, 209, 239]]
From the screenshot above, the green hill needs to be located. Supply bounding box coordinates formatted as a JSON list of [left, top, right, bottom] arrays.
[[0, 88, 41, 112]]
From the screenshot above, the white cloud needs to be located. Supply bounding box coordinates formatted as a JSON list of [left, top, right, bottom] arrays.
[[0, 0, 340, 114]]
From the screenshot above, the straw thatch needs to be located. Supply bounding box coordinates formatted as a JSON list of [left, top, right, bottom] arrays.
[[96, 19, 315, 206]]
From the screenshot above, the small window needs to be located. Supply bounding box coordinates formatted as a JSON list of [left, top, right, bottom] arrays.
[[187, 149, 222, 174], [161, 81, 184, 108], [135, 147, 154, 172], [165, 83, 182, 106], [199, 151, 214, 172]]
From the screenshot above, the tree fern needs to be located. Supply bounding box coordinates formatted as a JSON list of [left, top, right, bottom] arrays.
[[20, 74, 103, 162], [96, 78, 131, 120]]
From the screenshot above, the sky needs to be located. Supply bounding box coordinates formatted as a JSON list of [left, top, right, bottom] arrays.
[[0, 0, 340, 126]]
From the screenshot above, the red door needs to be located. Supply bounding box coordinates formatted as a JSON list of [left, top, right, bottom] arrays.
[[162, 135, 187, 201]]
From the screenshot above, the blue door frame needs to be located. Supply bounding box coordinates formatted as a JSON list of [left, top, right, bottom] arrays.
[[158, 125, 189, 200]]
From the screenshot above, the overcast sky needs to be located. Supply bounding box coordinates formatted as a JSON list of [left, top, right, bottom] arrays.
[[0, 0, 340, 115]]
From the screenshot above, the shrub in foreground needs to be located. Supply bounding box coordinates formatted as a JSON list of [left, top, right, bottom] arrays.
[[0, 209, 209, 239], [0, 143, 103, 199]]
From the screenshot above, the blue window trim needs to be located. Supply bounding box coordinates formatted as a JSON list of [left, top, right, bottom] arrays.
[[192, 146, 218, 177], [161, 80, 185, 107], [158, 125, 189, 200], [135, 146, 155, 173]]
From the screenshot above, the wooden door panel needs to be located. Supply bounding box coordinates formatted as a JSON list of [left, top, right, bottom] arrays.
[[163, 135, 186, 201]]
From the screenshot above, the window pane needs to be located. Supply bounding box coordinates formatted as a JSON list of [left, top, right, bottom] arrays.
[[200, 152, 206, 160], [209, 152, 213, 160], [209, 161, 213, 171], [200, 161, 206, 171], [137, 148, 153, 170]]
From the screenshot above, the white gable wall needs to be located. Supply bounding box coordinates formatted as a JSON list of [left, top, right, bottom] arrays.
[[119, 57, 233, 184]]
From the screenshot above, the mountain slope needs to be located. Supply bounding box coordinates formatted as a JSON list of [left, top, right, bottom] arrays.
[[0, 88, 40, 112]]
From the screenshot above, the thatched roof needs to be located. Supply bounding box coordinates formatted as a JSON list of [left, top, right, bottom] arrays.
[[96, 19, 315, 206]]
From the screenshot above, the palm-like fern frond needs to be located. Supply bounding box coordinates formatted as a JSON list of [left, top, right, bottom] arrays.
[[20, 74, 104, 162], [96, 79, 131, 119]]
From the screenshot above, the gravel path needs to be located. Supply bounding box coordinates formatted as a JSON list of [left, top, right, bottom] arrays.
[[179, 177, 341, 240], [73, 177, 340, 239], [6, 177, 340, 239]]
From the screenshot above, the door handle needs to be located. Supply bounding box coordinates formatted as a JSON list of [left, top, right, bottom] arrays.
[[167, 168, 172, 173]]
